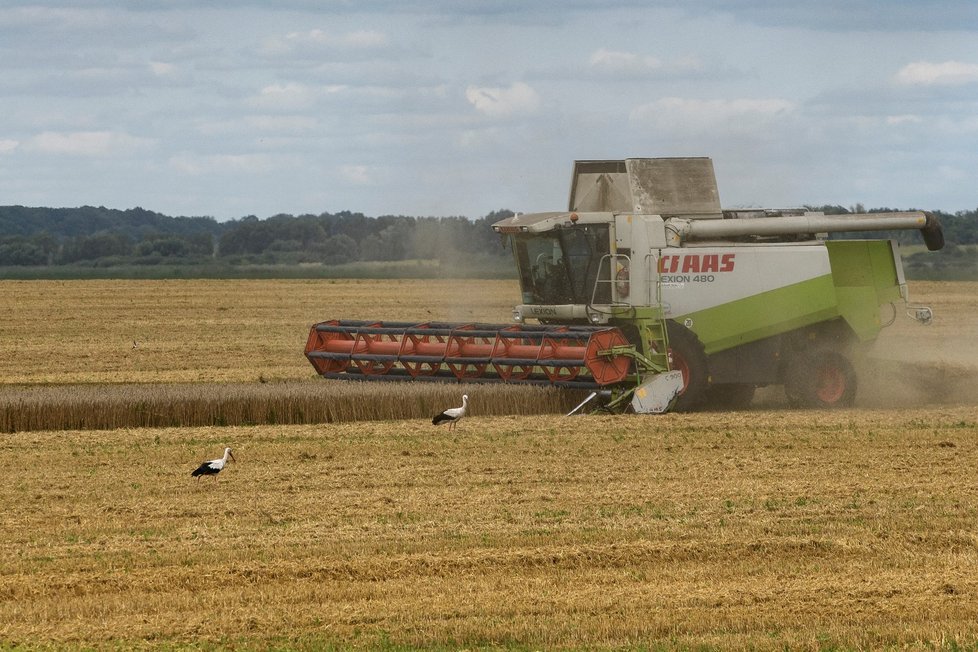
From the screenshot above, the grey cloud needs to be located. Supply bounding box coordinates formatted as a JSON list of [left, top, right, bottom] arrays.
[[0, 6, 192, 48], [1, 0, 975, 221], [679, 0, 978, 32], [13, 0, 974, 32]]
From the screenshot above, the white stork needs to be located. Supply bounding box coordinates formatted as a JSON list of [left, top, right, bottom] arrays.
[[432, 394, 468, 431], [191, 447, 236, 481]]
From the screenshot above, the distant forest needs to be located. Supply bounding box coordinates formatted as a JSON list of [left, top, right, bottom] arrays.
[[0, 206, 516, 277], [0, 204, 975, 279]]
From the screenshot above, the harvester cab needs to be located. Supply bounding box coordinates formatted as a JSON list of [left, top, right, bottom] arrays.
[[491, 157, 943, 411]]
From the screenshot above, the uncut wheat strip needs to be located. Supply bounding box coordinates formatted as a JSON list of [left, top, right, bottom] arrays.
[[0, 381, 582, 432], [317, 381, 575, 422]]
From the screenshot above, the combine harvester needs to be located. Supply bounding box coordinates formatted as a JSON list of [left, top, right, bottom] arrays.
[[306, 157, 943, 413]]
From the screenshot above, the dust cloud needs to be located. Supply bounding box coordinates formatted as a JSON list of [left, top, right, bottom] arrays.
[[855, 281, 978, 408], [855, 356, 978, 408], [752, 352, 978, 410], [757, 281, 978, 409]]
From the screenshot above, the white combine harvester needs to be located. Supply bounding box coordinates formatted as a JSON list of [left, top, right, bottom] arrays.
[[307, 157, 942, 413]]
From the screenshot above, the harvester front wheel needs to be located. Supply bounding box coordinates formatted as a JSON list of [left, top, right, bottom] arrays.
[[663, 321, 709, 412], [785, 349, 857, 408]]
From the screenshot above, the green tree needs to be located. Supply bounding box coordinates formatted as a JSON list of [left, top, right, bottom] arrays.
[[59, 233, 132, 263], [0, 238, 46, 265], [314, 234, 359, 264]]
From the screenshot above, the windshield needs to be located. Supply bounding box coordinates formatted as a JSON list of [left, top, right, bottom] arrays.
[[511, 224, 611, 305]]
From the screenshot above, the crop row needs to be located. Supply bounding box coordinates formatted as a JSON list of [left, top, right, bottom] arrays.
[[0, 380, 579, 432]]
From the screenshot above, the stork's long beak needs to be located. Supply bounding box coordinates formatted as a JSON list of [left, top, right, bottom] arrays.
[[229, 451, 237, 463]]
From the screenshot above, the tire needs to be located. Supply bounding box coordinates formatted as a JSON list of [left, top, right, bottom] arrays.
[[784, 349, 856, 408], [705, 383, 756, 410], [661, 321, 709, 412]]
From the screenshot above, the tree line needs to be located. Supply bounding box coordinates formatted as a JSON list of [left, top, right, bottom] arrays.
[[0, 204, 975, 277], [0, 206, 515, 269]]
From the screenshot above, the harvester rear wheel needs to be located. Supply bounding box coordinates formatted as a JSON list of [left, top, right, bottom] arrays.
[[662, 321, 709, 412], [785, 349, 856, 408]]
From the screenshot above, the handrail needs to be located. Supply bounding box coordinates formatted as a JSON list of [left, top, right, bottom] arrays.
[[591, 253, 631, 306], [644, 253, 662, 307]]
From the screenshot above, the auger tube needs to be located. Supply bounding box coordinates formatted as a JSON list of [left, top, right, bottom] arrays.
[[672, 211, 944, 251]]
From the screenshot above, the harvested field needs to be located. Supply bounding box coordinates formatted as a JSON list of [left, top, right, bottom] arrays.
[[2, 409, 978, 649], [2, 278, 978, 649]]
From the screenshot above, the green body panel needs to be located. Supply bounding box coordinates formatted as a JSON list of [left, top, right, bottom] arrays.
[[680, 275, 840, 355], [678, 240, 902, 354], [609, 305, 671, 371], [826, 240, 902, 342]]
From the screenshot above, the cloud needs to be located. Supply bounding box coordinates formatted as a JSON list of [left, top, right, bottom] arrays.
[[681, 0, 978, 32], [0, 5, 190, 51], [885, 114, 922, 126], [249, 82, 321, 110], [245, 115, 319, 133], [196, 115, 319, 137], [895, 61, 978, 86], [630, 97, 794, 134], [0, 2, 975, 219], [465, 82, 540, 117], [590, 49, 663, 75], [28, 130, 153, 156], [149, 61, 176, 77], [168, 153, 275, 175], [339, 30, 389, 48], [260, 28, 389, 57], [339, 164, 371, 185], [587, 48, 703, 78], [937, 165, 968, 182], [457, 126, 505, 149]]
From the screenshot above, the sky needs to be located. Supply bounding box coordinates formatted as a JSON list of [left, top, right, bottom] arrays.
[[0, 1, 976, 221]]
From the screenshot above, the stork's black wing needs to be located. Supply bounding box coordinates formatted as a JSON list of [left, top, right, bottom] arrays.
[[191, 462, 218, 477]]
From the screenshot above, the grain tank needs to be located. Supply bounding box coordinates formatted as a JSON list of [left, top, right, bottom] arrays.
[[490, 157, 943, 410]]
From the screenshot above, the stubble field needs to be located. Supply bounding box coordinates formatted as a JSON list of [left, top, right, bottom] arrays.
[[2, 279, 978, 650]]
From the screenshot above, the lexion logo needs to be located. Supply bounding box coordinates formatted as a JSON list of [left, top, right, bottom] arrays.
[[658, 253, 735, 274]]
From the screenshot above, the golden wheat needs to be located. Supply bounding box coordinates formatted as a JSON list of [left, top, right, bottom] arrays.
[[0, 279, 521, 385], [2, 408, 978, 649], [0, 381, 580, 433]]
